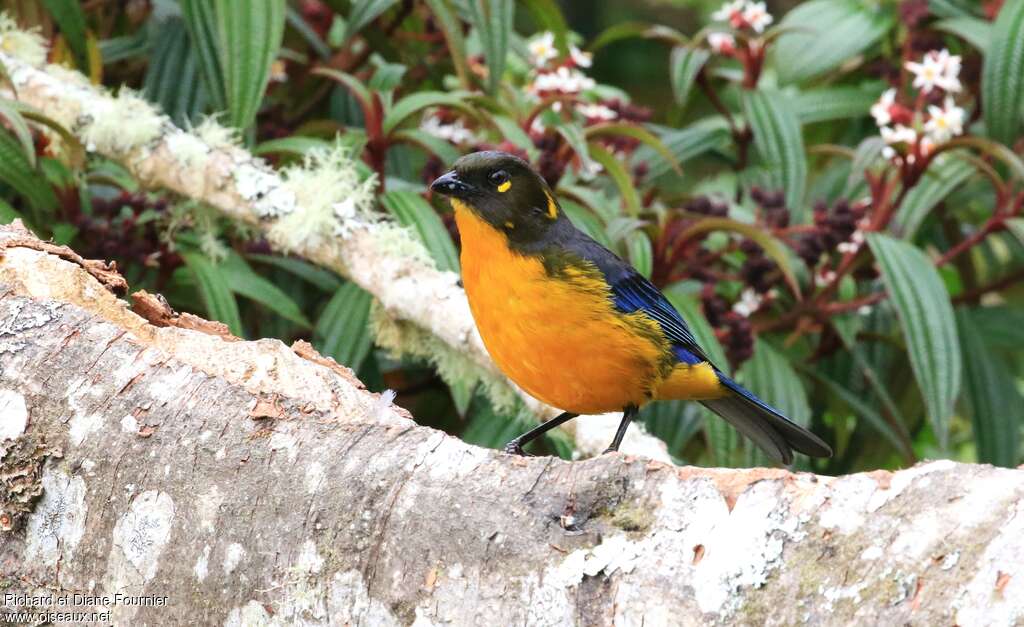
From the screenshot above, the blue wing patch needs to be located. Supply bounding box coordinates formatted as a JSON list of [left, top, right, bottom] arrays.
[[609, 273, 712, 366]]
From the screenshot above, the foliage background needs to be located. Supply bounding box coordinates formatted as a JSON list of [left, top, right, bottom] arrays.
[[1, 0, 1022, 474]]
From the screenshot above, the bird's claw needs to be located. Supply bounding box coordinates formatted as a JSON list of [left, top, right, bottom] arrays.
[[503, 440, 530, 456]]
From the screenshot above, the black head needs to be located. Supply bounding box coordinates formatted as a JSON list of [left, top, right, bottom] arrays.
[[431, 151, 565, 243]]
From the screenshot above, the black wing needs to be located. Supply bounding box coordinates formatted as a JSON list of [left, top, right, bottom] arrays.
[[559, 229, 712, 366]]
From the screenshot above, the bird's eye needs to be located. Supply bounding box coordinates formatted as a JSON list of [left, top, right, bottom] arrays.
[[488, 170, 510, 191]]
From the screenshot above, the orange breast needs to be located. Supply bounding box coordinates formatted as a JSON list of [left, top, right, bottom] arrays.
[[454, 201, 669, 414]]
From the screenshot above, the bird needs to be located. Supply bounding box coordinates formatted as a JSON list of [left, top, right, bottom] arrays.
[[431, 151, 832, 464]]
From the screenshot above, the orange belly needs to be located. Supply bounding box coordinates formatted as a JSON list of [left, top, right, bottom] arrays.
[[454, 202, 673, 413]]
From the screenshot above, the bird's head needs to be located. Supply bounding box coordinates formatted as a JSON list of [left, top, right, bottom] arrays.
[[431, 151, 563, 241]]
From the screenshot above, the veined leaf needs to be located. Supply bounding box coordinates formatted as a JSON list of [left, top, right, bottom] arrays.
[[957, 309, 1021, 467], [982, 0, 1024, 145], [382, 91, 475, 136], [491, 114, 537, 159], [643, 401, 704, 461], [588, 21, 686, 52], [895, 153, 975, 240], [220, 251, 311, 327], [742, 90, 807, 217], [1007, 218, 1024, 248], [0, 131, 57, 212], [286, 6, 330, 58], [467, 0, 513, 94], [181, 251, 244, 337], [929, 0, 984, 18], [792, 85, 884, 124], [935, 16, 992, 51], [423, 0, 471, 88], [625, 230, 653, 278], [806, 367, 906, 455], [771, 0, 894, 84], [214, 0, 286, 131], [314, 282, 374, 372], [42, 0, 90, 74], [670, 46, 710, 110], [380, 191, 459, 273], [344, 0, 401, 44], [866, 233, 961, 451], [247, 253, 343, 292], [585, 123, 681, 175], [391, 129, 462, 165], [638, 118, 731, 180], [678, 216, 801, 298], [181, 0, 228, 110], [0, 99, 37, 168], [740, 339, 810, 466], [589, 143, 642, 217], [143, 17, 207, 126]]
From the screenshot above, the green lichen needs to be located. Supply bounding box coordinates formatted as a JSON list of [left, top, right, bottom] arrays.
[[608, 505, 654, 533]]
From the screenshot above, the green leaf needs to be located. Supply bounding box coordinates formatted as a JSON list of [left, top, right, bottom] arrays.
[[254, 135, 334, 158], [423, 0, 472, 88], [247, 253, 343, 292], [669, 46, 710, 110], [344, 0, 401, 44], [742, 90, 807, 217], [0, 99, 37, 168], [588, 143, 641, 217], [0, 131, 57, 213], [181, 251, 244, 337], [0, 197, 23, 225], [678, 216, 801, 298], [957, 309, 1021, 466], [214, 0, 286, 131], [625, 230, 653, 278], [982, 0, 1024, 145], [285, 6, 331, 58], [740, 339, 810, 465], [588, 21, 686, 51], [895, 153, 975, 240], [806, 368, 906, 454], [314, 282, 374, 372], [380, 191, 459, 273], [143, 17, 207, 126], [382, 91, 475, 136], [929, 0, 984, 19], [559, 199, 613, 248], [491, 114, 538, 159], [467, 0, 514, 94], [637, 118, 731, 180], [934, 16, 992, 51], [520, 0, 569, 51], [586, 123, 681, 175], [43, 0, 90, 73], [866, 233, 962, 450], [181, 0, 228, 110], [942, 136, 1024, 181], [771, 0, 894, 84], [390, 129, 462, 165], [1007, 217, 1024, 248], [220, 252, 311, 327], [792, 84, 884, 124]]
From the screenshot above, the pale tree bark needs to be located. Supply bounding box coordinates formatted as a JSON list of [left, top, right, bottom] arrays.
[[0, 228, 1023, 627]]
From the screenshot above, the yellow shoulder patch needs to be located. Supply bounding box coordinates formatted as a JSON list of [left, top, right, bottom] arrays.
[[497, 180, 511, 193], [544, 190, 558, 219]]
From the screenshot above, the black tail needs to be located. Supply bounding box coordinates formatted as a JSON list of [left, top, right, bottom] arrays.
[[701, 374, 832, 465]]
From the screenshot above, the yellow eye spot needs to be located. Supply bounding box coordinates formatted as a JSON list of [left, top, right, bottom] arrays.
[[544, 191, 558, 219], [497, 180, 512, 193], [504, 221, 515, 229]]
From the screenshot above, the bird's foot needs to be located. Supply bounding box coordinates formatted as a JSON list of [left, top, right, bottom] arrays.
[[503, 440, 531, 456]]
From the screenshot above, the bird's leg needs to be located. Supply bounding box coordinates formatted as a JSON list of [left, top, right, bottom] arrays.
[[603, 405, 639, 454], [503, 411, 578, 456]]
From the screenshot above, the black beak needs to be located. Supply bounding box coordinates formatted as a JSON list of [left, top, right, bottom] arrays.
[[431, 170, 471, 197]]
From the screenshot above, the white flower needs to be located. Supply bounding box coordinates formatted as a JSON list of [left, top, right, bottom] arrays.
[[712, 0, 747, 24], [814, 270, 837, 287], [742, 1, 773, 33], [570, 45, 592, 68], [906, 49, 961, 93], [880, 124, 917, 146], [421, 115, 477, 144], [870, 88, 896, 127], [924, 96, 965, 142], [531, 66, 594, 94], [528, 32, 558, 67], [732, 289, 762, 317], [576, 102, 617, 121], [858, 305, 873, 316], [708, 32, 736, 54]]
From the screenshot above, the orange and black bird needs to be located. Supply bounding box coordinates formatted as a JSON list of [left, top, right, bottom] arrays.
[[431, 151, 831, 464]]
